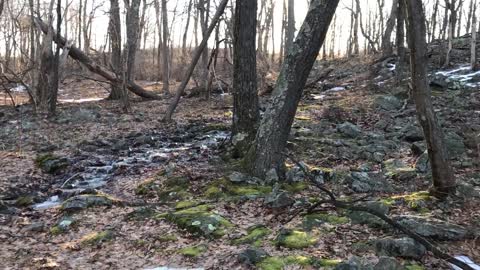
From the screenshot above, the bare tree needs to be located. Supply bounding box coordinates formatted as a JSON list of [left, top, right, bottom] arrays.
[[471, 0, 478, 70], [161, 0, 169, 94], [382, 0, 399, 55], [285, 0, 295, 56], [405, 0, 456, 198], [125, 0, 141, 82], [244, 0, 340, 179], [107, 0, 124, 101]]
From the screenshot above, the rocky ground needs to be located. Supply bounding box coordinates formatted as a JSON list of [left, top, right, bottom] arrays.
[[0, 58, 479, 270]]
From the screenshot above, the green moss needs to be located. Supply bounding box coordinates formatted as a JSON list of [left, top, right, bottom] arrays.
[[35, 153, 56, 166], [178, 245, 207, 257], [80, 230, 113, 246], [312, 258, 342, 267], [175, 201, 199, 209], [232, 225, 271, 245], [15, 196, 33, 207], [167, 205, 232, 238], [164, 176, 189, 189], [126, 207, 157, 221], [204, 186, 223, 199], [135, 178, 158, 196], [390, 191, 432, 210], [275, 230, 318, 249], [303, 213, 349, 230], [405, 263, 426, 270], [203, 123, 230, 132], [257, 256, 285, 270], [157, 234, 178, 243], [35, 153, 69, 174], [50, 226, 63, 235], [203, 178, 272, 199], [282, 182, 308, 193]]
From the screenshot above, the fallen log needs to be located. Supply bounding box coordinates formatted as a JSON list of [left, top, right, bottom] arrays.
[[33, 17, 161, 100]]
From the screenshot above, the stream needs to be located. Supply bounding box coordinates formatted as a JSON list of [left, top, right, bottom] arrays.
[[34, 129, 229, 210]]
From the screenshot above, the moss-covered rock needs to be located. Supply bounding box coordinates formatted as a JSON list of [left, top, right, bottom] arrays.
[[166, 204, 232, 238], [383, 159, 417, 181], [61, 193, 119, 213], [157, 234, 178, 243], [232, 225, 271, 246], [15, 196, 34, 207], [136, 175, 191, 202], [125, 207, 158, 221], [275, 229, 318, 249], [50, 217, 75, 235], [35, 154, 69, 174], [256, 255, 341, 270], [80, 230, 114, 246], [203, 178, 272, 199], [303, 213, 349, 230], [178, 244, 207, 257], [404, 263, 426, 270], [390, 191, 432, 211]]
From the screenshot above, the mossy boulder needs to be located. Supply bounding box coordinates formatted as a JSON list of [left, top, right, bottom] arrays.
[[61, 194, 118, 213], [125, 207, 158, 221], [15, 196, 34, 207], [50, 216, 75, 235], [387, 191, 432, 211], [232, 225, 271, 246], [204, 178, 272, 199], [275, 229, 318, 249], [303, 213, 349, 230], [136, 175, 192, 202], [178, 244, 207, 257], [166, 204, 232, 238], [383, 159, 417, 181], [80, 230, 114, 246], [35, 154, 69, 174], [348, 201, 390, 228]]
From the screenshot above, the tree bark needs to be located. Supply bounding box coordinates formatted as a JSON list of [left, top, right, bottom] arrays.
[[108, 0, 123, 100], [161, 0, 170, 94], [471, 1, 478, 70], [244, 0, 340, 179], [285, 0, 295, 57], [382, 0, 399, 55], [231, 0, 260, 156], [49, 0, 62, 117], [405, 0, 456, 198], [396, 0, 407, 81], [163, 0, 228, 121], [0, 0, 4, 17]]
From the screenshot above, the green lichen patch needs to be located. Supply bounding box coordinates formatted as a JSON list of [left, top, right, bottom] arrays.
[[136, 175, 192, 202], [383, 191, 432, 211], [256, 255, 341, 270], [303, 213, 349, 230], [281, 182, 308, 193], [35, 153, 69, 174], [80, 230, 114, 246], [178, 244, 208, 257], [175, 200, 201, 209], [275, 229, 318, 249], [232, 225, 271, 246], [15, 196, 34, 207], [405, 263, 426, 270], [203, 178, 272, 199], [383, 159, 417, 180], [166, 205, 233, 238], [156, 234, 178, 243]]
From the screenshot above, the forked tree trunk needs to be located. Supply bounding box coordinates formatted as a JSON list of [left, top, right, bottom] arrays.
[[244, 0, 340, 179], [405, 0, 456, 198], [231, 0, 260, 156], [382, 0, 398, 55], [163, 0, 228, 121]]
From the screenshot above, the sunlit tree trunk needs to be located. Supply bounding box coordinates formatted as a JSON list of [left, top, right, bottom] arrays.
[[108, 0, 123, 100]]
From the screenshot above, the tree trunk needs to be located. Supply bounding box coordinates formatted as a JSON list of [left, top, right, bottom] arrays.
[[48, 0, 62, 117], [231, 0, 260, 156], [108, 0, 123, 100], [471, 1, 478, 70], [0, 0, 4, 17], [163, 0, 228, 121], [37, 0, 56, 110], [431, 0, 440, 41], [244, 0, 340, 179], [382, 0, 399, 55], [125, 0, 141, 82], [161, 0, 170, 94], [405, 0, 456, 198], [396, 0, 407, 81], [285, 0, 295, 57]]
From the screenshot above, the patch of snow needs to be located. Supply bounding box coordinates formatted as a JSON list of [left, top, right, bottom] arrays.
[[58, 97, 104, 103], [436, 66, 471, 76], [312, 94, 326, 100], [450, 255, 480, 270], [325, 86, 346, 93], [387, 63, 396, 71], [10, 84, 27, 92]]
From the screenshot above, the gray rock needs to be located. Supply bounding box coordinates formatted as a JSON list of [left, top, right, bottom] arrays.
[[383, 159, 417, 181], [61, 194, 115, 212], [348, 201, 389, 228], [228, 172, 263, 185], [21, 222, 45, 233], [456, 183, 480, 199], [286, 166, 305, 182], [415, 152, 430, 173], [238, 248, 269, 265], [265, 186, 294, 209], [374, 95, 403, 111], [394, 215, 470, 240], [334, 256, 373, 270], [338, 122, 362, 138], [373, 257, 403, 270], [445, 132, 466, 158], [350, 172, 394, 193], [265, 169, 279, 184], [375, 237, 426, 259], [411, 142, 427, 156]]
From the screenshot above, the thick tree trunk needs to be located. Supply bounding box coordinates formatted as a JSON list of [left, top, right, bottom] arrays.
[[34, 17, 161, 100], [0, 0, 4, 17], [163, 0, 228, 121], [244, 0, 340, 179], [231, 0, 260, 156], [108, 0, 123, 100], [405, 0, 456, 198], [48, 0, 62, 117]]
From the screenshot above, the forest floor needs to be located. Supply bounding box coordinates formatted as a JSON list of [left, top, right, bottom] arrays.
[[0, 58, 479, 270]]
